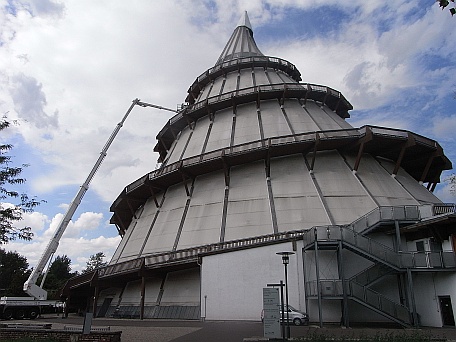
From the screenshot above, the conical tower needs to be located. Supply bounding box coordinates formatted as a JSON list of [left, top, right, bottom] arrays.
[[64, 13, 455, 325]]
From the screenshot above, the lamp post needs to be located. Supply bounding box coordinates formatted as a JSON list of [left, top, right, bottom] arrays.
[[277, 251, 295, 339]]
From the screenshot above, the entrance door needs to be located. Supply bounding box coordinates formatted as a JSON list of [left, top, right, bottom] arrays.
[[439, 296, 455, 326]]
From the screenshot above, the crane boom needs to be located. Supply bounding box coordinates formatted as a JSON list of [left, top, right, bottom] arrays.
[[24, 99, 176, 300]]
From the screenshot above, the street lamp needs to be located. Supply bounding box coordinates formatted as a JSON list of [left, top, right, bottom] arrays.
[[276, 251, 295, 339]]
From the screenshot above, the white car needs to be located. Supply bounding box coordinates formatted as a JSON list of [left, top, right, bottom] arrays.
[[261, 305, 309, 326]]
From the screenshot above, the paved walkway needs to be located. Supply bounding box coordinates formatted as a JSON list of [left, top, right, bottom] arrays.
[[24, 315, 456, 341]]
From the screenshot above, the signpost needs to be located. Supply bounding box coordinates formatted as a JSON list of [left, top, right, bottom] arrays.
[[263, 287, 281, 339]]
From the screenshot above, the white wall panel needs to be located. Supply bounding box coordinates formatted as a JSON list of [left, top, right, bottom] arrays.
[[395, 167, 441, 204], [201, 242, 301, 320], [311, 151, 376, 224], [345, 154, 417, 206], [223, 71, 238, 94], [305, 101, 351, 134], [233, 102, 261, 145], [120, 280, 141, 305], [204, 108, 233, 153], [224, 162, 273, 240], [253, 67, 269, 85], [117, 197, 161, 261], [267, 70, 285, 84], [197, 82, 212, 102], [178, 172, 225, 249], [208, 76, 224, 97], [239, 68, 253, 89], [161, 268, 200, 305], [142, 184, 187, 253], [270, 155, 330, 231], [182, 117, 210, 159], [260, 100, 292, 138], [166, 128, 191, 164], [283, 99, 320, 134], [378, 159, 440, 204]]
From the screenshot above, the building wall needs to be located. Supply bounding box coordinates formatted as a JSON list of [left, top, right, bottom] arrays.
[[200, 242, 304, 321]]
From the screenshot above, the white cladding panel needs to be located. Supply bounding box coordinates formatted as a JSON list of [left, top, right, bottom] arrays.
[[305, 101, 346, 132], [177, 171, 225, 249], [233, 102, 261, 145], [223, 71, 238, 94], [379, 159, 440, 204], [224, 162, 273, 240], [253, 67, 269, 85], [345, 154, 417, 206], [160, 268, 200, 306], [270, 155, 330, 231], [267, 70, 285, 84], [115, 199, 160, 262], [197, 82, 211, 102], [142, 184, 187, 253], [201, 242, 303, 320], [121, 280, 141, 305], [182, 117, 210, 159], [209, 76, 224, 98], [166, 128, 191, 164], [311, 151, 376, 223], [260, 100, 292, 138], [283, 99, 320, 133], [204, 108, 233, 153], [239, 68, 253, 89], [110, 218, 137, 264], [395, 167, 441, 204]]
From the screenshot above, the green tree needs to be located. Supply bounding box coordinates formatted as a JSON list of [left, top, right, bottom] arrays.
[[439, 0, 456, 16], [0, 117, 43, 244], [0, 248, 31, 296], [43, 255, 77, 299], [82, 252, 108, 274]]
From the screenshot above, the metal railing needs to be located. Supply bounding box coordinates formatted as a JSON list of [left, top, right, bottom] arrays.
[[303, 225, 456, 270], [305, 279, 410, 325], [350, 206, 421, 234], [349, 281, 410, 324]]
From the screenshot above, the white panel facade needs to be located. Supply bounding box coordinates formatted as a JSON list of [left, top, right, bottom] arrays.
[[283, 99, 321, 134], [345, 154, 418, 206], [201, 242, 302, 320], [224, 162, 273, 240], [311, 151, 377, 223], [161, 268, 200, 306], [270, 155, 330, 231], [166, 128, 191, 164], [260, 99, 292, 138], [182, 117, 210, 159], [253, 67, 269, 85], [142, 184, 187, 253], [239, 68, 253, 89], [233, 102, 261, 145], [204, 108, 233, 153], [177, 171, 225, 249]]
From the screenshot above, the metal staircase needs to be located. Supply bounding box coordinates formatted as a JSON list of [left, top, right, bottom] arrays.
[[303, 204, 456, 327]]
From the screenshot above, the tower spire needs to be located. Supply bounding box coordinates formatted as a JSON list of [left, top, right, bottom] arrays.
[[215, 11, 263, 65]]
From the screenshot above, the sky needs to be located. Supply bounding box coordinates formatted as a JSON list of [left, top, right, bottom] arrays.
[[1, 0, 455, 273]]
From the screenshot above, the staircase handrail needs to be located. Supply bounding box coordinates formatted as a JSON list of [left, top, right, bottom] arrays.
[[349, 280, 411, 325]]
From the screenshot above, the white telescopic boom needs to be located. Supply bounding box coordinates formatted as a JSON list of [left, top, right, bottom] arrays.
[[24, 99, 176, 300]]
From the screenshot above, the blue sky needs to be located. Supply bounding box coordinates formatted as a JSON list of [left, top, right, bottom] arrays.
[[1, 0, 455, 272]]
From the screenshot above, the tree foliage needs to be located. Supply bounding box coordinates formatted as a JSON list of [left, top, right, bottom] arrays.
[[43, 255, 78, 299], [82, 252, 108, 274], [0, 248, 31, 296], [439, 0, 456, 16], [0, 117, 43, 244]]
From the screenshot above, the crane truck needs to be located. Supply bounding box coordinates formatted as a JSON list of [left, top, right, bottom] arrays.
[[0, 99, 177, 320]]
